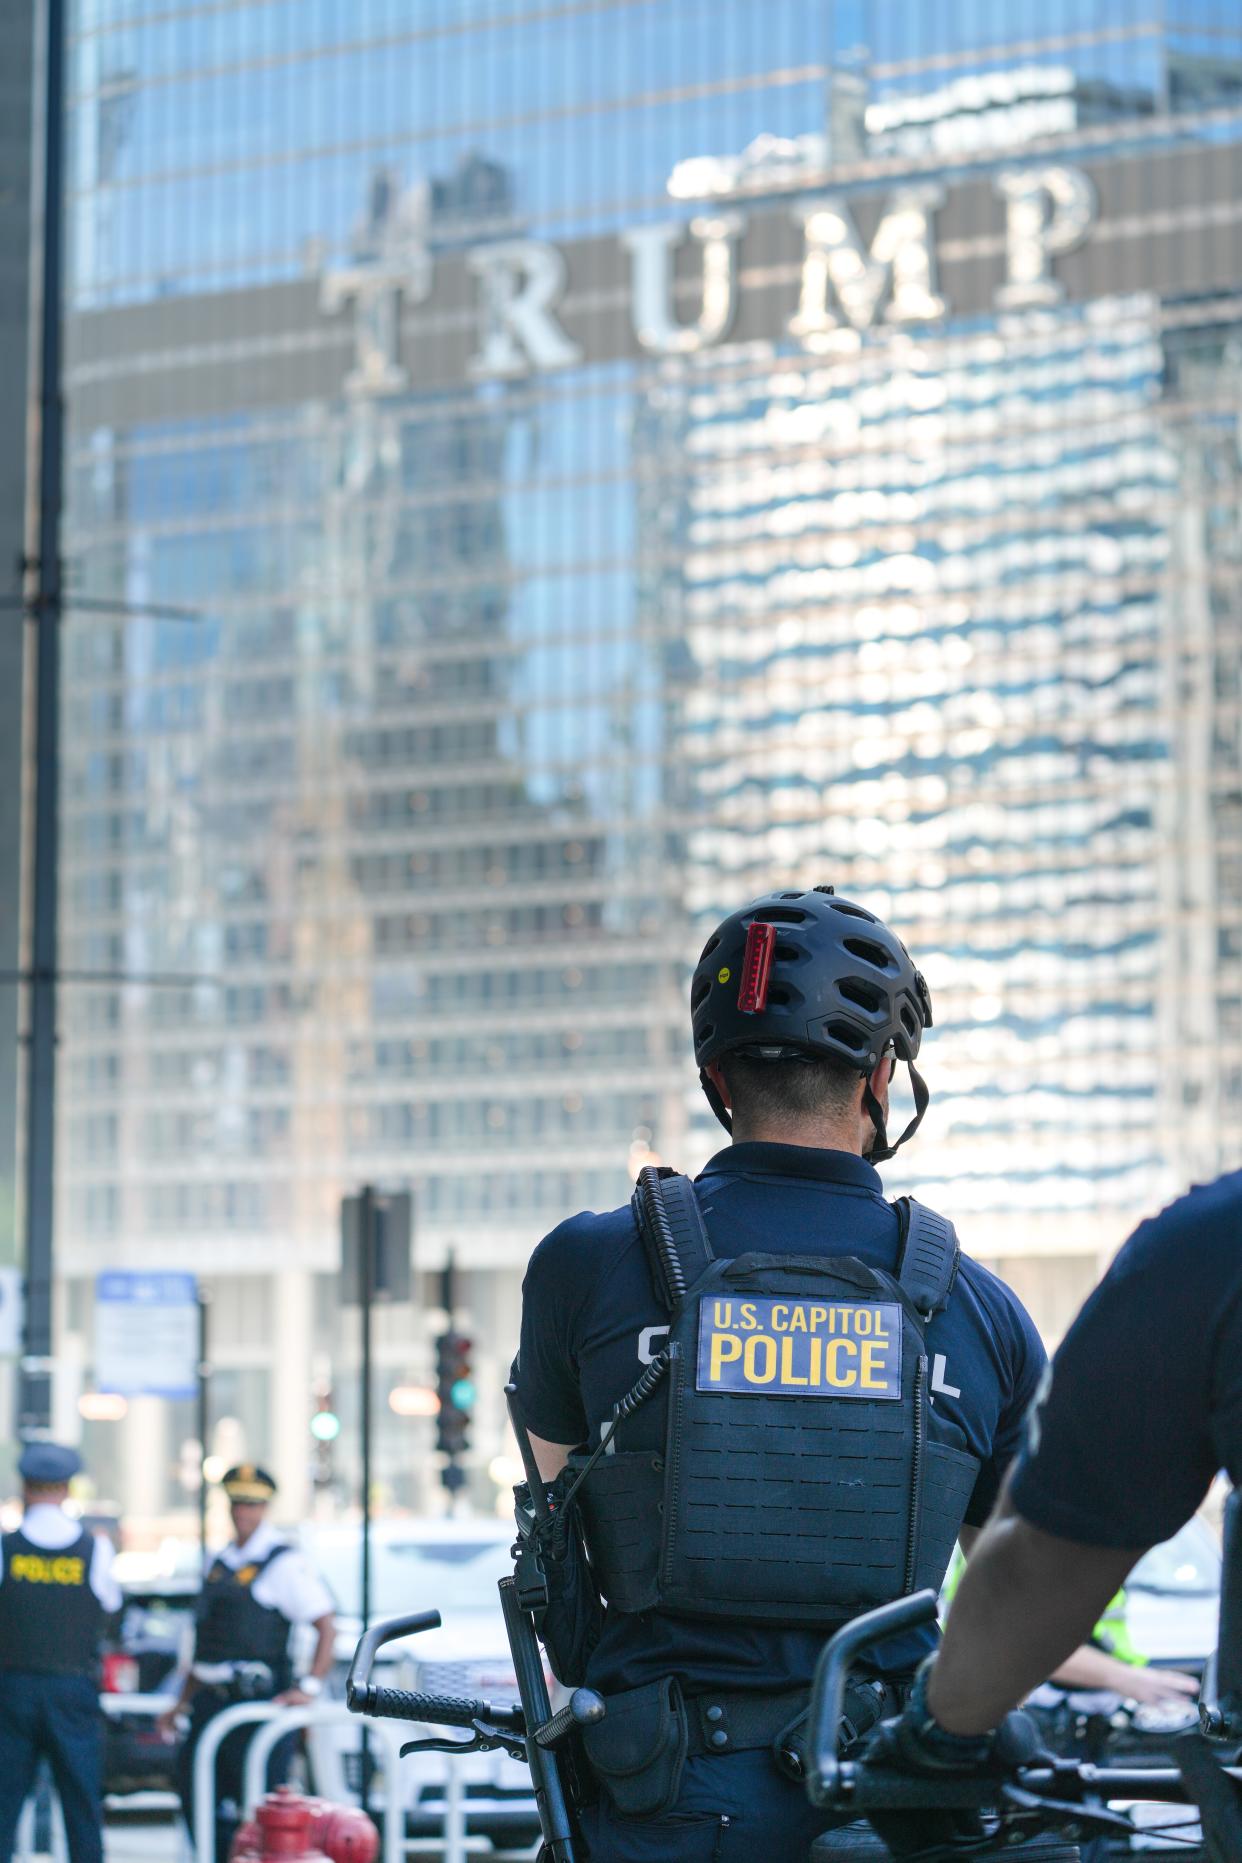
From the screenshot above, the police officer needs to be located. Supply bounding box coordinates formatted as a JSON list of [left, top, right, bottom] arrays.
[[0, 1443, 121, 1863], [878, 1168, 1242, 1752], [513, 886, 1052, 1860], [160, 1464, 335, 1859], [940, 1552, 1198, 1705]]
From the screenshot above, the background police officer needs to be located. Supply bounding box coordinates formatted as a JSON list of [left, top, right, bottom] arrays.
[[513, 886, 1053, 1860], [0, 1443, 121, 1863], [160, 1464, 335, 1859], [885, 1167, 1242, 1746]]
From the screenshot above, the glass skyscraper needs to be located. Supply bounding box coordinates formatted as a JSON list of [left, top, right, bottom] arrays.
[[54, 1, 1242, 1517]]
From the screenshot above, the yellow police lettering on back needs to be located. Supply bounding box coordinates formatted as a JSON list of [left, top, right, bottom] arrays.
[[696, 1296, 903, 1399], [10, 1554, 86, 1585]]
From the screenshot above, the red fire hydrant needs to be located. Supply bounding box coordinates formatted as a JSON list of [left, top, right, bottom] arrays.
[[229, 1786, 379, 1863]]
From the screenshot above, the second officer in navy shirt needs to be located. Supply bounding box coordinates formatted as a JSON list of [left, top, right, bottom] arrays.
[[513, 886, 1049, 1861]]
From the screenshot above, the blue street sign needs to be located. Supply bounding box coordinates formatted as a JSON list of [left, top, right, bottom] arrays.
[[95, 1272, 199, 1399]]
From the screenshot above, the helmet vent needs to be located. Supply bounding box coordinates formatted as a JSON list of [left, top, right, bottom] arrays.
[[773, 940, 801, 961], [825, 1018, 869, 1055], [838, 978, 884, 1013], [752, 906, 808, 924], [700, 934, 721, 960], [691, 978, 712, 1011], [843, 935, 897, 972], [829, 902, 877, 922], [765, 986, 792, 1007]]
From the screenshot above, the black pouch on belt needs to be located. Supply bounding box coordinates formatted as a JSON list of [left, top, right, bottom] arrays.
[[580, 1676, 688, 1817], [774, 1677, 899, 1782]]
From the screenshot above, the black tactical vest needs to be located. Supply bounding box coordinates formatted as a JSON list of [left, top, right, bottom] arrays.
[[195, 1542, 294, 1690], [571, 1172, 981, 1629], [0, 1527, 105, 1676]]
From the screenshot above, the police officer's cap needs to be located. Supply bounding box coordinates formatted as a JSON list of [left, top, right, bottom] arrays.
[[220, 1463, 277, 1503], [18, 1442, 82, 1485]]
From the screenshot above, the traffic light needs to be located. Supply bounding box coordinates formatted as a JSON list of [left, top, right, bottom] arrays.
[[310, 1385, 340, 1487], [435, 1331, 474, 1460]]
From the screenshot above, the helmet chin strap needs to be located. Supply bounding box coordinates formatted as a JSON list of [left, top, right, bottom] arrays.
[[699, 1068, 733, 1135], [862, 1061, 929, 1164]]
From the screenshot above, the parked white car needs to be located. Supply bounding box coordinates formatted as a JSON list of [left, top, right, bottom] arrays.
[[301, 1517, 542, 1853], [1124, 1514, 1221, 1664]]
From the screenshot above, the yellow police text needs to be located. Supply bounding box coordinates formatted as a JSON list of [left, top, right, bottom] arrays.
[[10, 1554, 85, 1585]]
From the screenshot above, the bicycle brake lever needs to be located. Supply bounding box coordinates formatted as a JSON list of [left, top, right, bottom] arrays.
[[1000, 1780, 1139, 1838], [400, 1719, 528, 1764]]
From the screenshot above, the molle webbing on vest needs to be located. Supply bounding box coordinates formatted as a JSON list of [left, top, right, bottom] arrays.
[[575, 1173, 979, 1629]]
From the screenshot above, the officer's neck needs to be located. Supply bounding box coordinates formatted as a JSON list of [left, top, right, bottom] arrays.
[[728, 1113, 869, 1153], [23, 1486, 68, 1513]]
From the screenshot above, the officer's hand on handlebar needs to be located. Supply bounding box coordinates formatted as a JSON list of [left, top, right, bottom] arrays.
[[863, 1658, 993, 1777], [855, 1658, 1039, 1859]]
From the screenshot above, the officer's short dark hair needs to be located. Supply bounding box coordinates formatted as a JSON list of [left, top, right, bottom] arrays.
[[718, 1051, 863, 1124]]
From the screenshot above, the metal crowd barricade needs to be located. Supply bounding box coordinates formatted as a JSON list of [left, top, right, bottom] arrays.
[[239, 1706, 405, 1863], [13, 1787, 66, 1863], [242, 1707, 539, 1863], [192, 1703, 277, 1863]]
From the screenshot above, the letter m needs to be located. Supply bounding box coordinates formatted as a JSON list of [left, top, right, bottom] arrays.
[[790, 186, 947, 335]]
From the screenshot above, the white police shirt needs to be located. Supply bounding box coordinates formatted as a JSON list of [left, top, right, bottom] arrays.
[[0, 1502, 123, 1612], [209, 1521, 333, 1623]]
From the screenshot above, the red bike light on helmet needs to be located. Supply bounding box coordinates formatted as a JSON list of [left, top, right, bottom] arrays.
[[737, 921, 777, 1014]]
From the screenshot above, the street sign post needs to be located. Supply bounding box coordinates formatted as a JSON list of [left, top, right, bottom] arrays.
[[340, 1187, 413, 1822]]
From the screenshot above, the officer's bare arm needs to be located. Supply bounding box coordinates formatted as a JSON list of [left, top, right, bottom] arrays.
[[308, 1610, 335, 1680], [277, 1610, 337, 1703], [157, 1671, 202, 1738], [928, 1488, 1146, 1735], [528, 1432, 572, 1482]]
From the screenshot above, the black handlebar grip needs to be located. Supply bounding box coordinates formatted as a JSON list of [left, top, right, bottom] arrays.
[[533, 1688, 606, 1749], [345, 1610, 442, 1705], [837, 1767, 1000, 1812], [351, 1685, 486, 1727]]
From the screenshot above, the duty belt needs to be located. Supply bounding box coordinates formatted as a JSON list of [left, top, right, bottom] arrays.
[[684, 1678, 899, 1775], [685, 1687, 809, 1761]]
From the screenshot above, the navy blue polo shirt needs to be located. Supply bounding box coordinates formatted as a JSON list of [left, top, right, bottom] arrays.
[[1011, 1170, 1242, 1548], [516, 1142, 1046, 1695]]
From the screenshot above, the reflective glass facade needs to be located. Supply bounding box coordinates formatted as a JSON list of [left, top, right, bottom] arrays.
[[58, 1, 1242, 1514]]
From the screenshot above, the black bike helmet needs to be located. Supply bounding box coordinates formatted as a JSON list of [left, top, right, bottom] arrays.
[[690, 885, 933, 1161]]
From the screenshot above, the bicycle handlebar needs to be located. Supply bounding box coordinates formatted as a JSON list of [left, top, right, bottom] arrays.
[[808, 1589, 940, 1803], [345, 1608, 526, 1736], [806, 1592, 1242, 1835], [348, 1681, 526, 1733], [345, 1609, 442, 1706]]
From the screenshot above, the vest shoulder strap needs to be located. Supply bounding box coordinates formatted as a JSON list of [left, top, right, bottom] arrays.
[[631, 1167, 714, 1311], [893, 1197, 961, 1320], [251, 1541, 293, 1577]]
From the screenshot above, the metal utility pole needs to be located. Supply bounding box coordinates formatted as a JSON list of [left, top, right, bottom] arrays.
[[20, 0, 66, 1442], [339, 1183, 411, 1822], [358, 1184, 375, 1639], [196, 1290, 211, 1570], [358, 1183, 374, 1821]]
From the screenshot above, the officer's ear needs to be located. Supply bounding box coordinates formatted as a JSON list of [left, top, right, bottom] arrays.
[[704, 1059, 732, 1111], [865, 1054, 894, 1104]]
